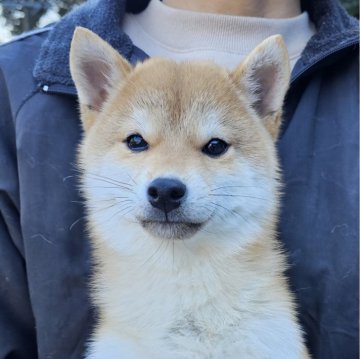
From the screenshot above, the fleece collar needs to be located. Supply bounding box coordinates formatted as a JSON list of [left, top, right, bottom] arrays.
[[33, 0, 359, 87], [293, 0, 359, 77], [33, 0, 136, 86]]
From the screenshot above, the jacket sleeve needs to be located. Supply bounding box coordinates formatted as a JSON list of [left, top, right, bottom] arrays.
[[0, 67, 37, 357]]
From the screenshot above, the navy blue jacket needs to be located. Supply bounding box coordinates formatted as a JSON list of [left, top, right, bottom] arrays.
[[0, 0, 358, 358]]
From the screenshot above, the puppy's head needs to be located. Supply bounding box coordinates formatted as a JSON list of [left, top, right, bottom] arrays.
[[70, 27, 290, 256]]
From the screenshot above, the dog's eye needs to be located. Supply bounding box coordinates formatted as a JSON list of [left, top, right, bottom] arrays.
[[202, 138, 229, 157], [126, 134, 149, 152]]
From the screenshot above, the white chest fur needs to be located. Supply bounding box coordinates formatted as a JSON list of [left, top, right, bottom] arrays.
[[86, 235, 306, 359]]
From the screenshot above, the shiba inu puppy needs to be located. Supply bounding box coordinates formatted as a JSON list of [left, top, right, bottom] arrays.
[[70, 27, 310, 359]]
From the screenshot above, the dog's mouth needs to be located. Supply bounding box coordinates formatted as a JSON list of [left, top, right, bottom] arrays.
[[140, 220, 203, 240]]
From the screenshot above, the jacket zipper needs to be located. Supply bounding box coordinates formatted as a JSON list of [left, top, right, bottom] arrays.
[[40, 83, 77, 96], [39, 40, 358, 97]]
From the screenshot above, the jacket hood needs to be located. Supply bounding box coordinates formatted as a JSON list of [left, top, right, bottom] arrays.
[[33, 0, 359, 87]]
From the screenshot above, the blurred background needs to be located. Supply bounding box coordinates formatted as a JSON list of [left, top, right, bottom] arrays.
[[0, 0, 359, 43], [0, 0, 84, 42]]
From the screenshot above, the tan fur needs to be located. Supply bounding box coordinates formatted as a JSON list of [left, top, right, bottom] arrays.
[[70, 27, 310, 358]]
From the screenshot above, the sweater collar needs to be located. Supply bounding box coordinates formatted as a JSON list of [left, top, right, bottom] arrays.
[[127, 0, 315, 68], [33, 0, 358, 87]]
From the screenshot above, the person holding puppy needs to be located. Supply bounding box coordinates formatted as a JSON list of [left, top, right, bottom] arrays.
[[0, 0, 358, 358]]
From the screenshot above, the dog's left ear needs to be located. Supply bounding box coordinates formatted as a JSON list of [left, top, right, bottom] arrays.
[[231, 35, 290, 140], [70, 27, 132, 131]]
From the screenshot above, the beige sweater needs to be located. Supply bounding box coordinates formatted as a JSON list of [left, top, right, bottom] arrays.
[[123, 0, 316, 69]]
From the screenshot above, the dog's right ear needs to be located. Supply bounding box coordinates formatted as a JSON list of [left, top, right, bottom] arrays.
[[70, 27, 132, 131]]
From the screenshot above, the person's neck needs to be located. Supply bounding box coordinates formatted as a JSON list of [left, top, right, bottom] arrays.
[[162, 0, 301, 18]]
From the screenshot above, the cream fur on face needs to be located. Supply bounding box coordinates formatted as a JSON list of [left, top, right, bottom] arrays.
[[70, 27, 310, 359]]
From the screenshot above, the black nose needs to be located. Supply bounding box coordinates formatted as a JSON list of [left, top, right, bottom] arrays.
[[147, 178, 186, 213]]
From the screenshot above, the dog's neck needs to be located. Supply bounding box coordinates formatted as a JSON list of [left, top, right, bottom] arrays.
[[93, 216, 278, 274], [96, 225, 277, 283], [163, 0, 301, 18]]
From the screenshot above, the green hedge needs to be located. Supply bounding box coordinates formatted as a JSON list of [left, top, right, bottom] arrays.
[[341, 0, 359, 17]]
